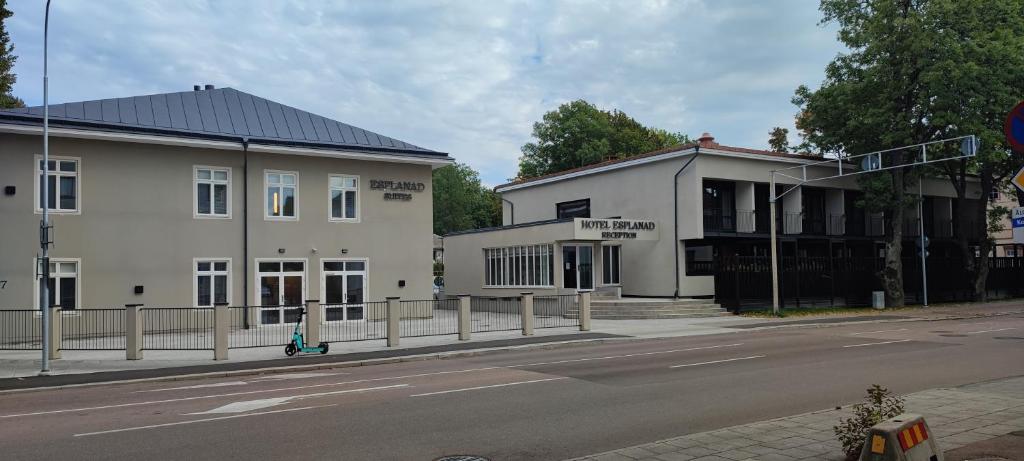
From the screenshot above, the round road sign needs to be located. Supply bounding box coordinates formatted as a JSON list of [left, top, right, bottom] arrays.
[[1004, 100, 1024, 153]]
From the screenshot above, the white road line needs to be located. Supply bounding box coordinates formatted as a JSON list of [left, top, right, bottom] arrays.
[[965, 327, 1016, 335], [410, 377, 569, 397], [849, 328, 908, 336], [74, 404, 338, 437], [507, 344, 745, 368], [135, 381, 249, 393], [0, 382, 412, 419], [669, 355, 765, 369], [187, 384, 409, 414], [843, 339, 912, 348]]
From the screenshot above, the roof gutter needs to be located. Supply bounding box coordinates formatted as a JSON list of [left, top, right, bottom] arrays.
[[674, 146, 700, 299]]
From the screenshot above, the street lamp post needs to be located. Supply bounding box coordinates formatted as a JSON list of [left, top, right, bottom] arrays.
[[39, 0, 53, 376]]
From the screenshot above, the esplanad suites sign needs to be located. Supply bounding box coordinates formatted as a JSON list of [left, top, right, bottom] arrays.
[[573, 218, 659, 241]]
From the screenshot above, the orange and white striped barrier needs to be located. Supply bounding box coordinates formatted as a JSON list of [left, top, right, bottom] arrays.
[[859, 413, 942, 461]]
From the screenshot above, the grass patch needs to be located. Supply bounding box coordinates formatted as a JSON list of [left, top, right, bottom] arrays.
[[739, 305, 921, 318]]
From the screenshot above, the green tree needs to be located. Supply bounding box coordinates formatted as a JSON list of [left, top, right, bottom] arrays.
[[792, 0, 1024, 305], [517, 100, 689, 179], [768, 127, 790, 153], [432, 163, 501, 235], [0, 0, 24, 109]]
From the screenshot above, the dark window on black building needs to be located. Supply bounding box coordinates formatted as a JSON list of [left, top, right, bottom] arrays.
[[556, 199, 590, 219]]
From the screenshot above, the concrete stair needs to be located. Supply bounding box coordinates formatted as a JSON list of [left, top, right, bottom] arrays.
[[568, 298, 731, 319]]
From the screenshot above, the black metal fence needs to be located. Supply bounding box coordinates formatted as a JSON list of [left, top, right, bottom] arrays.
[[61, 308, 125, 350], [705, 255, 1024, 311], [141, 307, 214, 350], [399, 298, 460, 337], [0, 310, 41, 350], [228, 306, 297, 348], [320, 302, 387, 343], [534, 295, 579, 329], [470, 296, 522, 333]]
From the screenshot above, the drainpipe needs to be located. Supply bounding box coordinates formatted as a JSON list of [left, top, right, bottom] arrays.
[[501, 197, 514, 225], [241, 138, 250, 328], [673, 145, 700, 298]]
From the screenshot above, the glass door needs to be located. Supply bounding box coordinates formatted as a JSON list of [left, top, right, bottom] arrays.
[[322, 260, 367, 321], [257, 260, 305, 325], [561, 245, 594, 291]]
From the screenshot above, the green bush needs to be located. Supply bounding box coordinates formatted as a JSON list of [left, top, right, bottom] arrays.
[[833, 385, 905, 460]]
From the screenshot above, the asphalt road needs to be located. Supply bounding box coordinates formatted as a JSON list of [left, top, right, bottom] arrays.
[[1, 314, 1022, 460]]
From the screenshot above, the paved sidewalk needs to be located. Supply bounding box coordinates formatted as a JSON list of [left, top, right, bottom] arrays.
[[569, 376, 1024, 461]]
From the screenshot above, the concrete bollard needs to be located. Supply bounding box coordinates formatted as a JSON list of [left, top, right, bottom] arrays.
[[521, 293, 534, 336], [458, 295, 471, 341], [48, 306, 61, 360], [125, 304, 143, 360], [214, 303, 229, 360], [579, 292, 591, 332], [305, 299, 321, 346], [386, 297, 400, 347], [859, 413, 942, 461]]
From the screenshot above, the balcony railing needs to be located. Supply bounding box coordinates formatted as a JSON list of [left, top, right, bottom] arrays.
[[803, 215, 826, 235], [703, 208, 736, 233], [903, 218, 921, 237], [827, 215, 846, 236], [783, 212, 802, 234]]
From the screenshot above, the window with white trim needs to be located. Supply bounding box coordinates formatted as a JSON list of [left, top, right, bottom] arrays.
[[483, 244, 554, 288], [39, 260, 79, 310], [36, 157, 79, 213], [602, 245, 621, 285], [265, 171, 298, 219], [329, 175, 359, 221], [195, 167, 230, 218], [195, 260, 230, 307]]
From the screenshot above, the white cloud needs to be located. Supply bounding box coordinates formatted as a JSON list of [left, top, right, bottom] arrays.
[[7, 0, 842, 186]]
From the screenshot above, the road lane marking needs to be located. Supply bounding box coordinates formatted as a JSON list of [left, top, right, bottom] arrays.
[[843, 339, 912, 348], [669, 355, 766, 368], [965, 327, 1016, 335], [135, 381, 249, 393], [507, 344, 745, 368], [188, 384, 409, 414], [74, 405, 338, 437], [850, 328, 908, 336], [0, 383, 410, 419], [251, 372, 347, 381], [410, 377, 569, 397]]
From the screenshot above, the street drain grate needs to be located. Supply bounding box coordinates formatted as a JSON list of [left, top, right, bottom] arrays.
[[931, 330, 952, 333], [940, 334, 968, 337], [994, 336, 1024, 340], [434, 456, 490, 461]]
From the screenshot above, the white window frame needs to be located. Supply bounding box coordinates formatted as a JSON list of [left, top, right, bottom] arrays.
[[193, 258, 233, 307], [254, 257, 308, 326], [264, 170, 299, 221], [482, 244, 555, 289], [600, 244, 622, 286], [327, 174, 361, 222], [319, 258, 370, 322], [193, 166, 232, 219], [32, 257, 82, 312], [34, 155, 81, 215]]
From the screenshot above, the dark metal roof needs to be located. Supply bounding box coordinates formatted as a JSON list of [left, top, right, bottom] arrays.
[[0, 87, 446, 157]]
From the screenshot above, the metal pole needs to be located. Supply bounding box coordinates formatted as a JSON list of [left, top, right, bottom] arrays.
[[39, 0, 53, 376], [769, 173, 780, 315], [919, 178, 928, 307]]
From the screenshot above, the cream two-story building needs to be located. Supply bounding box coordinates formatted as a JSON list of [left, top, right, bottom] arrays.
[[0, 86, 451, 325]]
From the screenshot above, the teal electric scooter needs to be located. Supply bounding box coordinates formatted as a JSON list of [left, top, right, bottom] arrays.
[[284, 307, 329, 356]]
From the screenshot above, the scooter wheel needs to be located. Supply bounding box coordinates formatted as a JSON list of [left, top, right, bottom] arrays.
[[319, 342, 329, 354], [284, 342, 297, 356]]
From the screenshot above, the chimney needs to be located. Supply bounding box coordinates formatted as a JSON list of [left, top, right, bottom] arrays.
[[698, 132, 718, 148], [193, 85, 201, 91], [204, 84, 215, 90]]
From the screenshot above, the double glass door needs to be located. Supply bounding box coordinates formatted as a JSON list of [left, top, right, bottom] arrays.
[[562, 245, 594, 291], [322, 260, 367, 321], [258, 260, 305, 325]]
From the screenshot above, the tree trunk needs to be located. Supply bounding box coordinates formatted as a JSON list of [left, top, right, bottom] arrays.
[[971, 171, 995, 302], [881, 172, 906, 307]]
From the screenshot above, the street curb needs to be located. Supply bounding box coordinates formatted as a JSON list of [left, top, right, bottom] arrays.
[[0, 336, 640, 395], [736, 309, 1024, 332]]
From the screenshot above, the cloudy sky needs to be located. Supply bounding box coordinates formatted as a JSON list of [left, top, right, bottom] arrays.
[[7, 0, 843, 185]]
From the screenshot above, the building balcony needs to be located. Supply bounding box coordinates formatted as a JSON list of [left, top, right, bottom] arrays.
[[703, 208, 736, 233]]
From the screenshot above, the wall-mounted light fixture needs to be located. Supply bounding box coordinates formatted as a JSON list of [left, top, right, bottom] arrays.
[[341, 249, 349, 254], [3, 186, 14, 196], [277, 248, 286, 254]]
